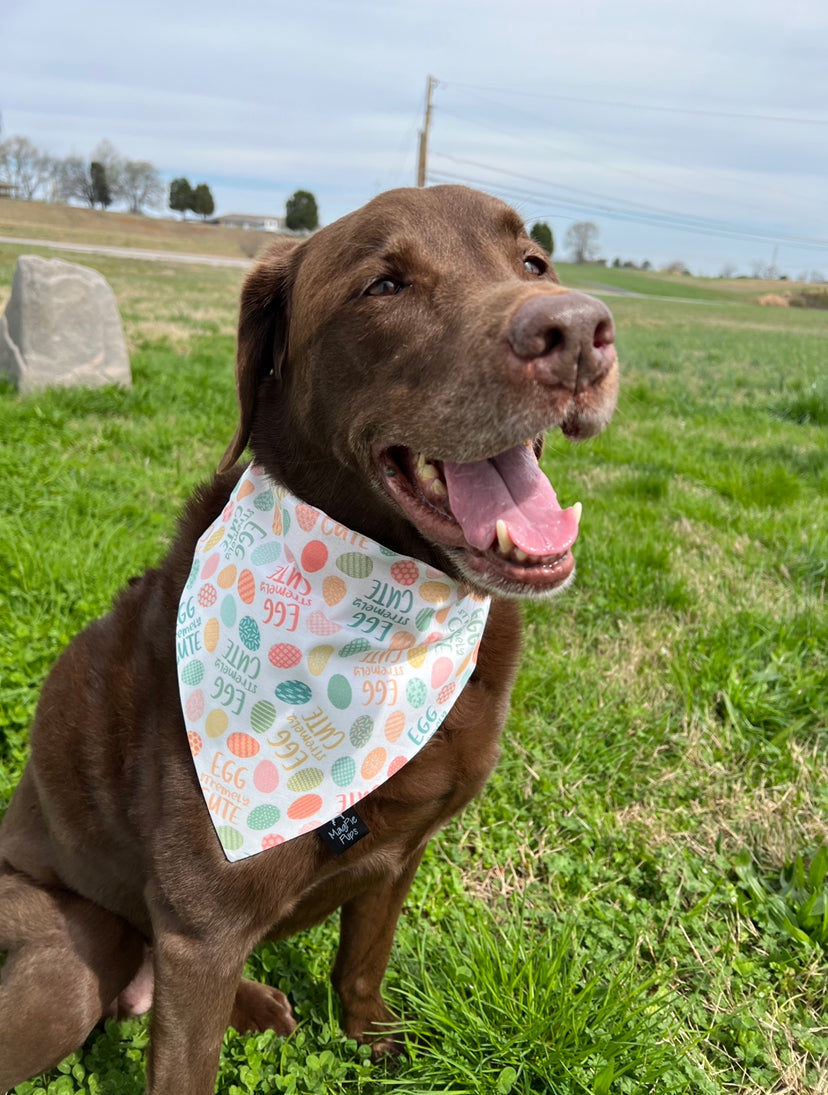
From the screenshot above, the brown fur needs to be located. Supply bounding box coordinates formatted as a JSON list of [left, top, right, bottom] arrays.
[[0, 184, 617, 1093]]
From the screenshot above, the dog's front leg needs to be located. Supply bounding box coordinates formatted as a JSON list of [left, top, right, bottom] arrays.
[[146, 931, 246, 1094], [331, 846, 425, 1056]]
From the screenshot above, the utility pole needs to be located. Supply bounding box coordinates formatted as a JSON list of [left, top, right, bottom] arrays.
[[416, 75, 437, 187]]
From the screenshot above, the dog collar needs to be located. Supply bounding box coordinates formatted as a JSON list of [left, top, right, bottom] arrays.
[[176, 463, 490, 861]]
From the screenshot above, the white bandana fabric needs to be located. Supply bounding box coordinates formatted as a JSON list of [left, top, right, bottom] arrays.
[[176, 463, 490, 861]]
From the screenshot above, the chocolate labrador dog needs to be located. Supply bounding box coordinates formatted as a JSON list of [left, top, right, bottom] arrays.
[[0, 184, 618, 1093]]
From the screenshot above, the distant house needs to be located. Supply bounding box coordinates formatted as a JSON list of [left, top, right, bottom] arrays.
[[0, 181, 16, 199], [211, 213, 286, 232]]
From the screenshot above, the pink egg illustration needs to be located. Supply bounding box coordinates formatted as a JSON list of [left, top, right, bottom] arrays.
[[184, 688, 205, 721], [301, 539, 329, 573], [430, 656, 454, 688], [261, 834, 285, 849], [253, 760, 280, 794], [387, 755, 408, 778], [200, 552, 220, 580]]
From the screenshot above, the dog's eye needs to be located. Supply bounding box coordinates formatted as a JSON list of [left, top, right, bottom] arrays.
[[366, 277, 404, 297], [523, 256, 547, 276]]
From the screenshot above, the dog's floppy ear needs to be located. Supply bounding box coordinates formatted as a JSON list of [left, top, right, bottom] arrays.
[[218, 240, 304, 472]]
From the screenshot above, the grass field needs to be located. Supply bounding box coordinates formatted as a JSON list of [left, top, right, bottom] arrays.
[[0, 212, 826, 1094]]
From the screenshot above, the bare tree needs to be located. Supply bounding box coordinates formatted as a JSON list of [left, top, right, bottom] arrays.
[[120, 160, 164, 214], [55, 156, 96, 206], [565, 221, 600, 264], [0, 135, 52, 200]]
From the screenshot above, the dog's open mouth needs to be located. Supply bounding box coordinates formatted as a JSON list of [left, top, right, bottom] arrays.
[[377, 441, 581, 594]]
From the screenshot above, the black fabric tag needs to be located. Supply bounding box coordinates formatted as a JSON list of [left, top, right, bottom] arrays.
[[318, 807, 370, 855]]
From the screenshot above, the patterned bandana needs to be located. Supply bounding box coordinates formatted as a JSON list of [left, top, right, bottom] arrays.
[[176, 464, 490, 861]]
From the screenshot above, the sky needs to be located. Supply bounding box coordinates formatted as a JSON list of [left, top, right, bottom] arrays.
[[2, 0, 827, 278]]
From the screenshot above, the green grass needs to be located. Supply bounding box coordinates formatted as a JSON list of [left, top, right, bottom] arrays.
[[1, 242, 826, 1093]]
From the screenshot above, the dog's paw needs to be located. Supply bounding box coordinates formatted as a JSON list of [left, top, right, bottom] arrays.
[[344, 1001, 404, 1058], [230, 978, 297, 1036]]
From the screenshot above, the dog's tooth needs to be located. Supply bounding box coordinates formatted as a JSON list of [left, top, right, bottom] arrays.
[[430, 478, 447, 498], [415, 453, 439, 481], [572, 501, 583, 526], [513, 547, 529, 564], [496, 519, 513, 556]]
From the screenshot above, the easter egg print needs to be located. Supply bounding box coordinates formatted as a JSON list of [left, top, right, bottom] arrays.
[[328, 674, 352, 710], [336, 552, 373, 579], [238, 616, 261, 651], [185, 689, 205, 722], [287, 794, 323, 820], [186, 559, 200, 590], [268, 643, 302, 669], [227, 732, 260, 759], [296, 503, 319, 531], [217, 826, 244, 851], [237, 477, 255, 500], [249, 699, 276, 734], [187, 731, 203, 757], [201, 553, 220, 580], [431, 657, 453, 689], [262, 834, 285, 849], [415, 608, 434, 632], [254, 488, 275, 512], [349, 715, 374, 748], [217, 564, 237, 589], [237, 569, 256, 605], [205, 709, 229, 738], [390, 631, 415, 650], [388, 755, 408, 778], [361, 747, 387, 781], [272, 509, 283, 535], [308, 610, 340, 637], [438, 682, 456, 705], [281, 509, 291, 536], [251, 541, 282, 568], [406, 678, 428, 707], [253, 759, 279, 793], [322, 575, 347, 606], [390, 559, 419, 586], [406, 644, 428, 669], [180, 659, 205, 687], [220, 593, 237, 628], [331, 755, 357, 787], [338, 637, 371, 658], [301, 540, 328, 573], [197, 583, 217, 609], [204, 617, 220, 653], [287, 768, 324, 793], [247, 803, 282, 830], [275, 680, 312, 705], [203, 526, 225, 552], [307, 645, 334, 676], [384, 710, 406, 743], [222, 501, 235, 522], [420, 580, 451, 605]]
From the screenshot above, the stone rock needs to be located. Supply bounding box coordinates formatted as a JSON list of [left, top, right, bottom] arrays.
[[0, 255, 131, 393]]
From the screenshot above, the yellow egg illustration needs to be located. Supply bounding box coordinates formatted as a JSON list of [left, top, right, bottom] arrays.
[[406, 644, 428, 669], [420, 580, 451, 604], [322, 575, 347, 606], [204, 617, 220, 653], [203, 526, 226, 552], [307, 644, 335, 677], [205, 708, 229, 738], [217, 564, 237, 589]]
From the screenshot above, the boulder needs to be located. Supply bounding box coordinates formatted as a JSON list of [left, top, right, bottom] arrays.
[[0, 255, 131, 393]]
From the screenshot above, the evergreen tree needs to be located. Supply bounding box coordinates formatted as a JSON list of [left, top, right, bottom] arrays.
[[529, 221, 554, 256], [285, 189, 319, 231], [169, 177, 194, 219], [191, 183, 215, 220]]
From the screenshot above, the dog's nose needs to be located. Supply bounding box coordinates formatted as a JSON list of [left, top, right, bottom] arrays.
[[507, 292, 616, 390]]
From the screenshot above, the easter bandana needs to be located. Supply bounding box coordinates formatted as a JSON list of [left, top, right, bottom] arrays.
[[176, 463, 490, 862]]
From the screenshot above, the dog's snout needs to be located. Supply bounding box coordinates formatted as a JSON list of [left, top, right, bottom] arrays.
[[507, 292, 616, 390]]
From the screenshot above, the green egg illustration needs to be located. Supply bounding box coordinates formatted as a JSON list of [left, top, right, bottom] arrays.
[[415, 608, 434, 632], [379, 545, 397, 557], [186, 558, 200, 589], [327, 674, 352, 710], [249, 699, 276, 734], [349, 715, 374, 748], [254, 489, 275, 512], [281, 509, 291, 535], [251, 540, 282, 567], [336, 552, 373, 579], [287, 768, 324, 793], [217, 826, 244, 851], [179, 659, 204, 687], [275, 680, 313, 705], [406, 678, 428, 708], [338, 637, 371, 658], [247, 804, 281, 831], [238, 615, 261, 651], [331, 755, 357, 787], [220, 594, 237, 628]]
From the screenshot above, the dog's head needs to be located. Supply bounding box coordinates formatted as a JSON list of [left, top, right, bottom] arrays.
[[220, 185, 618, 599]]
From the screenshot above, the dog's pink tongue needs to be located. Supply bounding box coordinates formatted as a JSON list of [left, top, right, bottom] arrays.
[[443, 445, 579, 556]]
